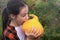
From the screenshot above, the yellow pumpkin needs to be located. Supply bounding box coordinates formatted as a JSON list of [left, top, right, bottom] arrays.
[[22, 14, 44, 36]]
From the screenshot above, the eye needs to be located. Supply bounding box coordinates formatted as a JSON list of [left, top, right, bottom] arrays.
[[22, 15, 26, 17], [22, 14, 26, 17]]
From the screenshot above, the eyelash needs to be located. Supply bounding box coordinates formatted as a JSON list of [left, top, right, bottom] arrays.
[[22, 14, 26, 17]]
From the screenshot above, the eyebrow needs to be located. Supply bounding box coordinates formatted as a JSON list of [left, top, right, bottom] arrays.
[[20, 13, 27, 16]]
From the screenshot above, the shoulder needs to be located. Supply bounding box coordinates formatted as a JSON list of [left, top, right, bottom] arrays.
[[3, 25, 19, 40]]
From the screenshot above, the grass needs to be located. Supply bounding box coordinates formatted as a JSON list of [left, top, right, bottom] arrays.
[[0, 14, 2, 40]]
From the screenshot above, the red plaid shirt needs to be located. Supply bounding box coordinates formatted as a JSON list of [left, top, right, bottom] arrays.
[[3, 25, 20, 40]]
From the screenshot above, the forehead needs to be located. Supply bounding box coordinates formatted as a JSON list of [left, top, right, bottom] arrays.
[[19, 5, 28, 15]]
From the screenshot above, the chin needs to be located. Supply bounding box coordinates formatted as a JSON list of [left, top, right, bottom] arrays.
[[21, 22, 25, 25]]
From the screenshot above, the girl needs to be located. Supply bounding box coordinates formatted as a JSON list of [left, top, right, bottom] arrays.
[[2, 0, 40, 40]]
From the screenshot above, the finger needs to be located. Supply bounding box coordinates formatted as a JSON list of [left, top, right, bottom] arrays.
[[35, 29, 40, 35], [25, 30, 30, 36], [30, 27, 37, 38], [30, 27, 35, 33], [36, 33, 41, 38], [33, 27, 36, 34], [25, 29, 34, 37], [35, 30, 40, 37]]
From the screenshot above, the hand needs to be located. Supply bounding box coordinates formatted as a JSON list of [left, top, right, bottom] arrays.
[[25, 27, 40, 39]]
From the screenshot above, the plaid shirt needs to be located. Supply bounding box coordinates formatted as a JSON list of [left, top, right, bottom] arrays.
[[3, 25, 20, 40]]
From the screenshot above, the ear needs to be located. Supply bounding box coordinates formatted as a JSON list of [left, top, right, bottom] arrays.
[[10, 14, 15, 20]]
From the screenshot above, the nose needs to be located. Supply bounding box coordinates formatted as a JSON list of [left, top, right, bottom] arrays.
[[24, 15, 29, 21]]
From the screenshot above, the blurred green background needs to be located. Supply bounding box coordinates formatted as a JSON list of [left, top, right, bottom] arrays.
[[0, 0, 60, 40]]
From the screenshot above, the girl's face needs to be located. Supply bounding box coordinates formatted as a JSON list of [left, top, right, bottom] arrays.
[[12, 5, 29, 25]]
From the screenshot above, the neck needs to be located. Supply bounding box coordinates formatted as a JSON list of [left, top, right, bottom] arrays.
[[10, 21, 21, 27]]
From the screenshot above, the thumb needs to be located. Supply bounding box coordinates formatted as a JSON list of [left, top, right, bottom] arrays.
[[25, 30, 29, 36]]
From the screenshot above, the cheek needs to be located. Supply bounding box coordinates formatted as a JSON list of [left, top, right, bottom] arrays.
[[18, 17, 25, 23], [18, 18, 23, 22], [21, 18, 25, 22], [22, 17, 28, 22], [15, 18, 23, 25], [15, 17, 22, 23]]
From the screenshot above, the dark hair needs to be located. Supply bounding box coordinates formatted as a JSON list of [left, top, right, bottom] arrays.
[[2, 0, 27, 31]]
